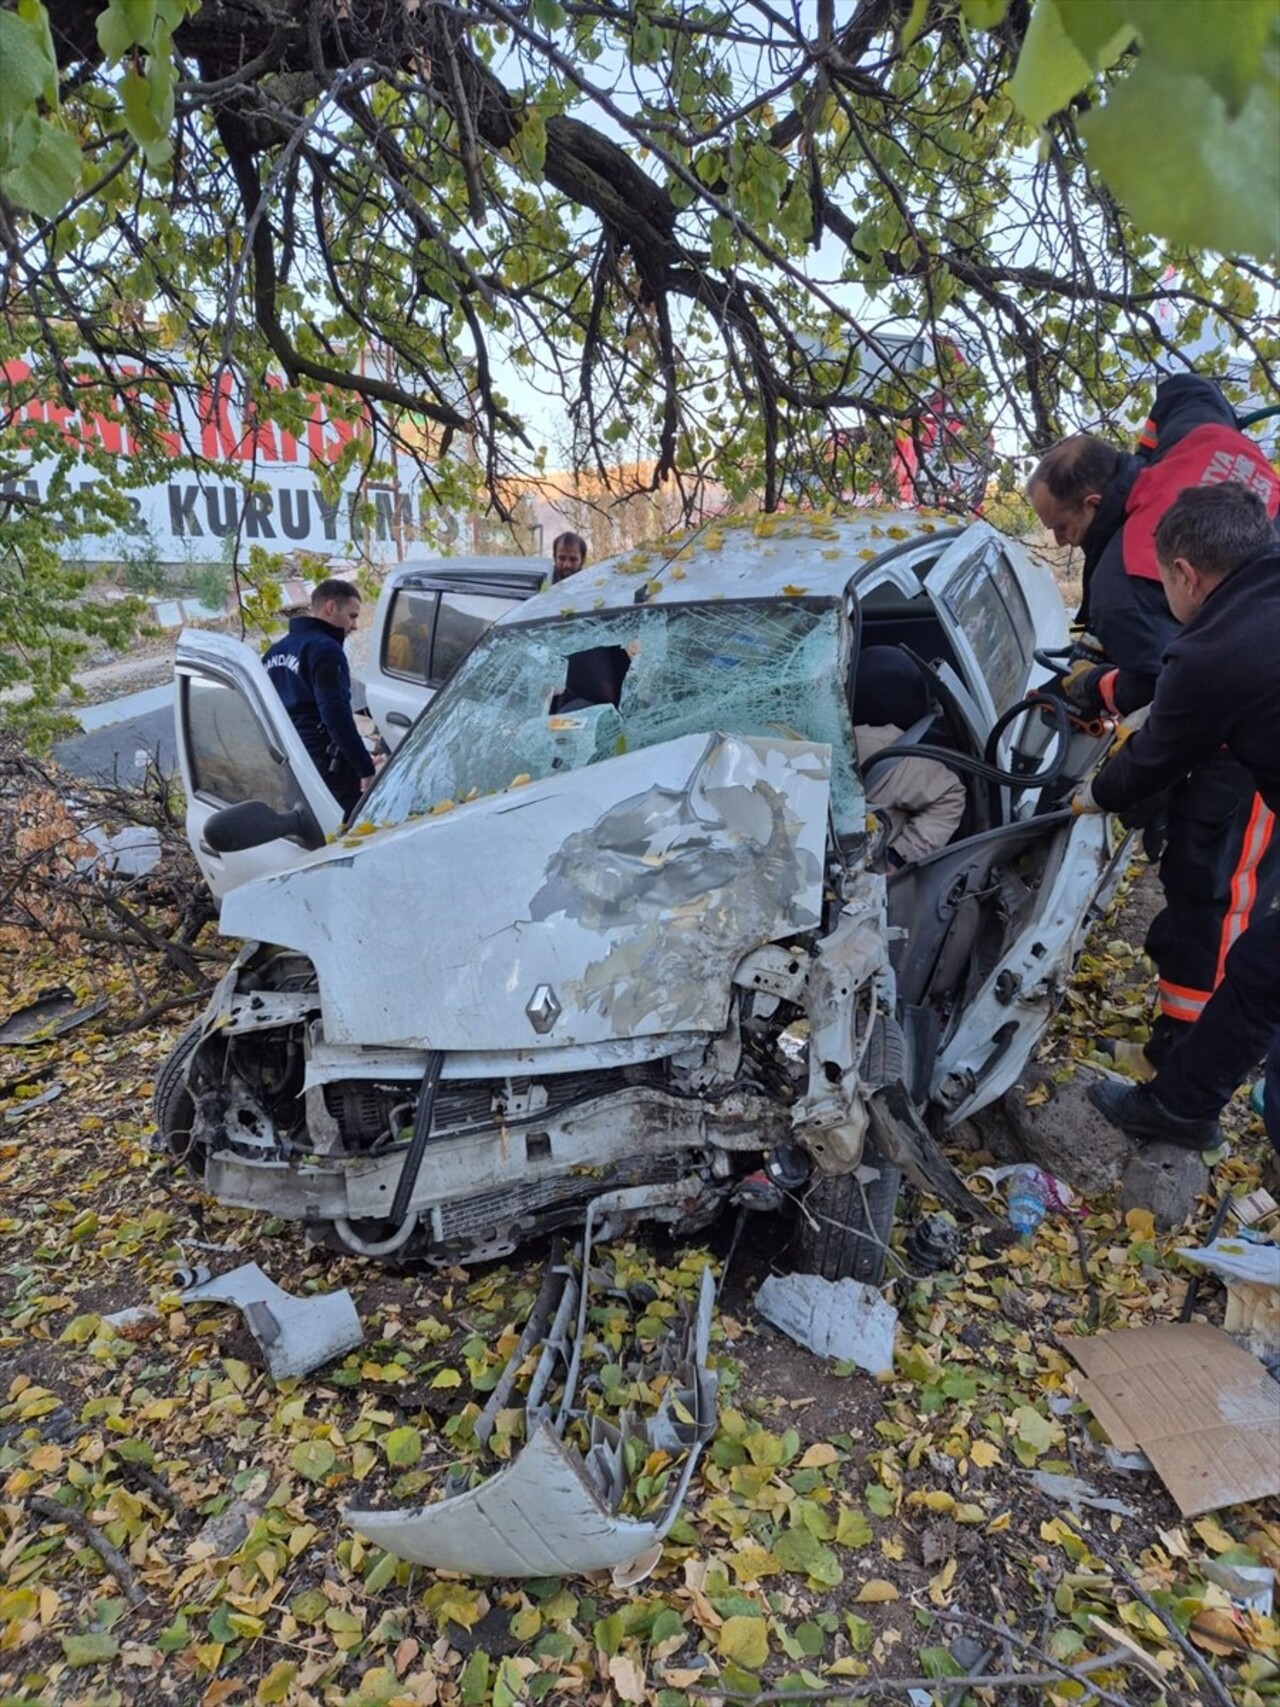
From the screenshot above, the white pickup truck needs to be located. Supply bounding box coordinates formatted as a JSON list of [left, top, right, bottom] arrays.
[[361, 556, 546, 749]]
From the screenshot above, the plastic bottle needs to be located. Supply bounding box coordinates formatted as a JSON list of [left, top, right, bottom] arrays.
[[1250, 1078, 1266, 1118], [1006, 1164, 1049, 1240]]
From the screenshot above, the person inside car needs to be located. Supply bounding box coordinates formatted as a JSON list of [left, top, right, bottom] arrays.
[[852, 646, 966, 866]]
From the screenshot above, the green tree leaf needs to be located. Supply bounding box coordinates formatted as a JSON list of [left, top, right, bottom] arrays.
[[1053, 0, 1131, 63], [383, 1426, 423, 1467], [1007, 0, 1096, 127], [1081, 60, 1280, 258], [717, 1614, 769, 1670], [0, 12, 55, 128], [60, 1633, 120, 1667], [459, 1650, 490, 1706], [289, 1439, 337, 1482], [773, 1524, 843, 1586], [961, 0, 1012, 25], [1100, 0, 1274, 112]]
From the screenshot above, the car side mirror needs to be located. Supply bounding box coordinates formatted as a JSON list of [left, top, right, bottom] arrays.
[[204, 799, 326, 853]]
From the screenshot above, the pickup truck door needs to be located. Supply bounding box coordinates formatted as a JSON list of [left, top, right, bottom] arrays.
[[366, 571, 542, 749], [173, 630, 343, 898]]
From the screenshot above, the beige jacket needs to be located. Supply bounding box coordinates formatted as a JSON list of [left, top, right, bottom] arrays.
[[854, 723, 967, 864]]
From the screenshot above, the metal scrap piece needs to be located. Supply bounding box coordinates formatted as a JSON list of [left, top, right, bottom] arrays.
[[348, 1202, 718, 1577], [756, 1270, 898, 1375], [178, 1261, 363, 1379]]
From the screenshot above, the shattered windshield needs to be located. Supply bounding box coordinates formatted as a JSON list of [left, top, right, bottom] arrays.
[[365, 600, 862, 832]]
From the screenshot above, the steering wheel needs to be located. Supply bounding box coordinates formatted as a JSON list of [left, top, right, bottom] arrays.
[[1033, 644, 1075, 673]]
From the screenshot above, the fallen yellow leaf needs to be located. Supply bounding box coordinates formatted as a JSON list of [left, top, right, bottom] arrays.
[[855, 1579, 899, 1603], [797, 1442, 840, 1469]]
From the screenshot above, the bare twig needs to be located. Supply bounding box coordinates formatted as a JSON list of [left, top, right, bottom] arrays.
[[114, 1461, 188, 1522], [695, 1649, 1149, 1704], [944, 1608, 1137, 1707], [28, 1495, 146, 1606], [1113, 1562, 1235, 1707]]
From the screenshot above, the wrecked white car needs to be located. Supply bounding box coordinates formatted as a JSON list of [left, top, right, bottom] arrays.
[[159, 514, 1122, 1283]]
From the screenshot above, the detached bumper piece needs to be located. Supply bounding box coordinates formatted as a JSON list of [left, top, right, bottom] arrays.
[[178, 1261, 364, 1380], [348, 1184, 719, 1577]]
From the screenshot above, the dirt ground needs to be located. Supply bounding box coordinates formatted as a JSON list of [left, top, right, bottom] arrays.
[[4, 550, 1278, 1706], [1, 796, 1277, 1707]]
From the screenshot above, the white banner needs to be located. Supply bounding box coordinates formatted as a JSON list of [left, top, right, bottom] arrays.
[[2, 358, 434, 566]]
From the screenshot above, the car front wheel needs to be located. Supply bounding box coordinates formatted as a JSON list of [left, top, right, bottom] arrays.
[[153, 1023, 204, 1174], [792, 1147, 901, 1286]]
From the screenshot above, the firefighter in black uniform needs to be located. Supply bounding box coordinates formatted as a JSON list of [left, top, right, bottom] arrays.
[[1075, 483, 1280, 1156], [1027, 375, 1280, 1072]]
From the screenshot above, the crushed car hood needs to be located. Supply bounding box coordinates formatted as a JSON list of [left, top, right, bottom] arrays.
[[220, 731, 830, 1051]]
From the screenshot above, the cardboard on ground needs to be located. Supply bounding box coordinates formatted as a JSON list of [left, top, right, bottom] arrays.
[[1064, 1323, 1280, 1517]]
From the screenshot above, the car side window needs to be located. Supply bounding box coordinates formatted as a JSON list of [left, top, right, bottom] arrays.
[[431, 593, 521, 685], [182, 675, 308, 814], [939, 544, 1034, 709], [383, 589, 439, 682]]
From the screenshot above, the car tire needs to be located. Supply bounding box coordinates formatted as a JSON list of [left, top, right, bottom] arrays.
[[153, 1022, 203, 1174], [792, 1147, 901, 1286]]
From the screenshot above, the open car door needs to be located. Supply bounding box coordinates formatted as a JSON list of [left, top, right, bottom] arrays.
[[919, 524, 1067, 747], [173, 630, 343, 898]]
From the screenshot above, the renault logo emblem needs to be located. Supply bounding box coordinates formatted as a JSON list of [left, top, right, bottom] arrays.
[[525, 984, 561, 1034]]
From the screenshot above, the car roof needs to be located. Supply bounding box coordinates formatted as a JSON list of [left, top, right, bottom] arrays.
[[504, 510, 967, 622]]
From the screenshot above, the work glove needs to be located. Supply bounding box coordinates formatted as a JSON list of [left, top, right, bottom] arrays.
[[1060, 659, 1118, 719], [1070, 780, 1101, 816]]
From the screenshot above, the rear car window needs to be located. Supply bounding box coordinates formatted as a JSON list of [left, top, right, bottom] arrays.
[[182, 676, 309, 813]]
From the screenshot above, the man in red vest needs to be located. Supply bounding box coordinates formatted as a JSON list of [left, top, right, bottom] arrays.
[[1028, 375, 1280, 1076]]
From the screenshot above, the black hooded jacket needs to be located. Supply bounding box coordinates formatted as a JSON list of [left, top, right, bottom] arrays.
[[1092, 545, 1280, 818]]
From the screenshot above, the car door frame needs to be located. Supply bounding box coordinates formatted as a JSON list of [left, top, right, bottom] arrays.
[[174, 629, 344, 897], [920, 524, 1067, 741]]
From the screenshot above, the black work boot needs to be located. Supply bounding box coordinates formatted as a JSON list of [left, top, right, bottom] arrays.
[[1144, 1015, 1194, 1073], [1087, 1080, 1221, 1152]]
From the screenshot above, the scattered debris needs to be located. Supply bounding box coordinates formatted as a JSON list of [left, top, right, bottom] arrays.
[[0, 988, 109, 1047], [348, 1256, 718, 1577], [76, 822, 162, 878], [904, 1212, 965, 1272], [755, 1271, 897, 1376], [177, 1262, 363, 1380], [1065, 1322, 1280, 1515], [1234, 1185, 1279, 1228], [1103, 1445, 1154, 1474], [191, 1489, 267, 1559], [99, 1305, 162, 1336], [1028, 1468, 1136, 1518], [2, 1081, 64, 1124], [1180, 1236, 1280, 1361], [1202, 1558, 1275, 1617]]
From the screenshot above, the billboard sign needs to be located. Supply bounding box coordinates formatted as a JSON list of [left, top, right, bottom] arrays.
[[1, 358, 433, 566]]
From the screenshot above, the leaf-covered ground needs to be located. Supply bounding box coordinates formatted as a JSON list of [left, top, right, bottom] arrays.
[[2, 855, 1279, 1707]]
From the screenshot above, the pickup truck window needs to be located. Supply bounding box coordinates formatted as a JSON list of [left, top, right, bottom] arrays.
[[431, 592, 524, 683]]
